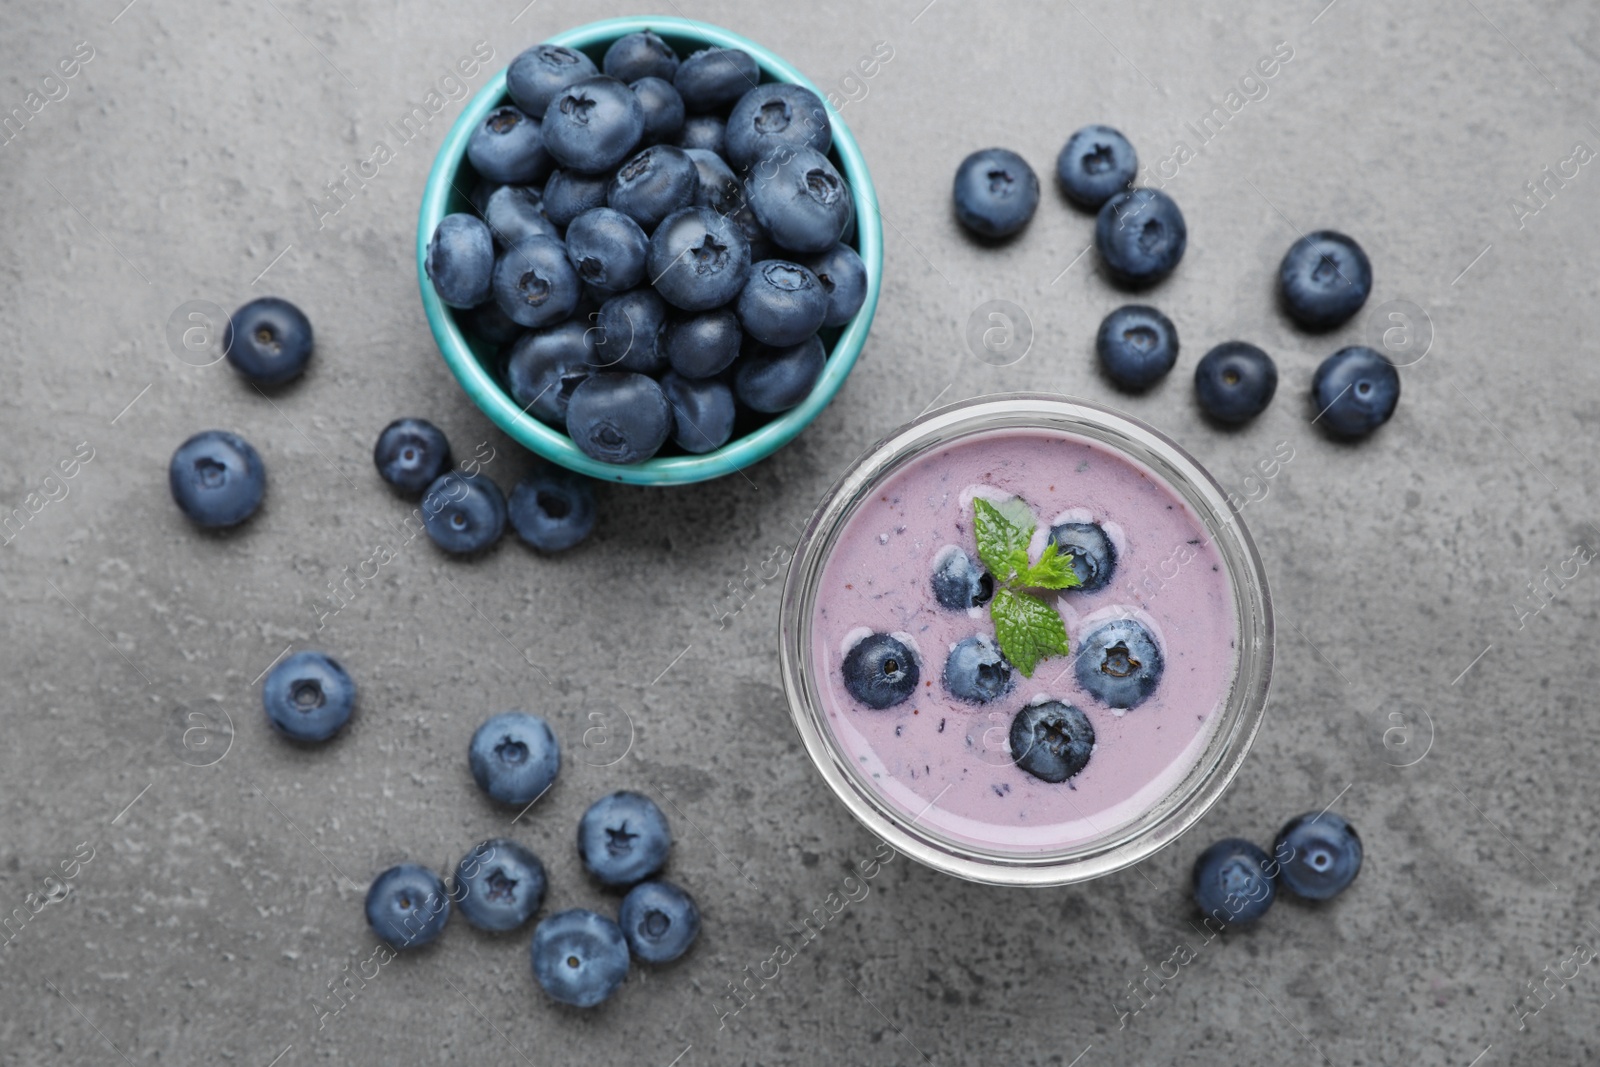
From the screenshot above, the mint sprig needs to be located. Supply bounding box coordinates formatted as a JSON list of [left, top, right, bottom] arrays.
[[972, 497, 1080, 676]]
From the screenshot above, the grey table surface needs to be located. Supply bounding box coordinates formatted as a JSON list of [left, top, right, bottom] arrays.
[[4, 0, 1599, 1064]]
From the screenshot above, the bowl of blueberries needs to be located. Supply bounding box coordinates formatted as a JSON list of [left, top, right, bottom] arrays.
[[418, 16, 882, 485]]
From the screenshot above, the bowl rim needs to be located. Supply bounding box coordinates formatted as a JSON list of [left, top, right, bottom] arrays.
[[416, 15, 884, 485]]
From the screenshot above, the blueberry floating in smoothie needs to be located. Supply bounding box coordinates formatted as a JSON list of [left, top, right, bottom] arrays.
[[1273, 811, 1362, 901], [842, 632, 919, 709], [1075, 618, 1164, 709], [1045, 521, 1117, 591], [943, 635, 1015, 704], [1008, 700, 1095, 783], [931, 546, 995, 610]]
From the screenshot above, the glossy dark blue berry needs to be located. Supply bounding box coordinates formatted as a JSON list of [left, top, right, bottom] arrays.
[[421, 471, 506, 554], [676, 114, 725, 154], [541, 168, 612, 228], [841, 632, 919, 709], [1096, 305, 1178, 390], [374, 418, 451, 495], [458, 297, 524, 346], [509, 466, 596, 552], [932, 547, 994, 610], [492, 235, 581, 328], [801, 243, 868, 328], [1193, 838, 1276, 924], [1274, 811, 1363, 901], [425, 214, 495, 309], [531, 909, 630, 1007], [168, 430, 265, 528], [578, 791, 672, 887], [664, 308, 741, 379], [603, 30, 679, 83], [629, 76, 686, 145], [482, 184, 558, 248], [501, 320, 596, 425], [647, 206, 752, 311], [608, 145, 697, 231], [454, 838, 547, 932], [673, 47, 759, 112], [1056, 125, 1137, 209], [661, 372, 736, 454], [564, 207, 648, 292], [566, 372, 672, 464], [734, 335, 824, 413], [1096, 188, 1187, 287], [725, 82, 832, 170], [1313, 346, 1399, 438], [952, 147, 1039, 239], [593, 287, 667, 375], [1075, 618, 1163, 709], [1279, 230, 1372, 330], [224, 297, 315, 384], [506, 43, 598, 117], [1195, 341, 1277, 423], [469, 711, 561, 806], [1046, 521, 1116, 591], [263, 651, 355, 742], [736, 260, 827, 346], [1009, 700, 1095, 783], [541, 76, 645, 175], [746, 146, 852, 254], [366, 863, 450, 949], [684, 147, 743, 215], [619, 880, 700, 963], [467, 106, 550, 185], [943, 635, 1015, 704]]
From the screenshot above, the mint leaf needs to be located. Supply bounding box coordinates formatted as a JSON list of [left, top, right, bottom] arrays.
[[1022, 541, 1082, 591], [973, 497, 1034, 583], [990, 587, 1070, 677]]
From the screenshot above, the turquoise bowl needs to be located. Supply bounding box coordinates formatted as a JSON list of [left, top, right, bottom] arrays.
[[417, 15, 883, 485]]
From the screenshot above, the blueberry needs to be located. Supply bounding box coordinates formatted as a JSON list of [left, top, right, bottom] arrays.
[[469, 710, 561, 806], [608, 145, 698, 231], [578, 791, 672, 887], [841, 632, 919, 709], [541, 76, 645, 175], [421, 471, 506, 554], [1274, 811, 1363, 901], [647, 206, 752, 311], [931, 547, 994, 610], [664, 307, 741, 379], [374, 418, 451, 495], [1192, 838, 1276, 924], [467, 106, 550, 185], [661, 371, 736, 454], [676, 114, 726, 154], [366, 863, 450, 949], [492, 235, 581, 328], [424, 214, 495, 309], [603, 30, 679, 83], [952, 147, 1039, 239], [944, 635, 1015, 704], [746, 146, 852, 254], [683, 148, 744, 216], [724, 82, 832, 170], [1056, 125, 1137, 209], [1195, 341, 1277, 423], [468, 178, 501, 216], [564, 207, 648, 292], [262, 651, 355, 742], [1312, 345, 1399, 438], [1096, 305, 1178, 391], [531, 909, 630, 1007], [673, 47, 759, 112], [619, 880, 700, 963], [1096, 188, 1187, 287], [593, 287, 668, 374], [1009, 700, 1095, 783], [629, 76, 686, 145], [168, 430, 265, 528], [1045, 521, 1116, 591], [1278, 230, 1372, 330], [800, 243, 869, 328], [501, 320, 597, 425], [508, 466, 596, 552], [734, 335, 825, 413], [736, 260, 828, 346], [223, 297, 315, 385], [454, 838, 547, 932], [566, 372, 673, 464], [506, 43, 598, 117], [457, 299, 524, 346], [1074, 618, 1163, 709], [482, 184, 558, 248], [542, 168, 612, 228]]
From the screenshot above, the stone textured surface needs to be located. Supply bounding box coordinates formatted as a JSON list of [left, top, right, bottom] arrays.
[[3, 1, 1598, 1064]]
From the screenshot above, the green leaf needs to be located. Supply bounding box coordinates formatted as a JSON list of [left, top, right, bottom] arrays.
[[989, 587, 1071, 678], [1022, 541, 1083, 591], [973, 497, 1035, 583]]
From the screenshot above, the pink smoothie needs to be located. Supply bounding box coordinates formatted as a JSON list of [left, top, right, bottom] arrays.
[[810, 427, 1239, 853]]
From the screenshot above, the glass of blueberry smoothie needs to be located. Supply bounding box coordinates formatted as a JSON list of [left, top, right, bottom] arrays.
[[779, 394, 1273, 885]]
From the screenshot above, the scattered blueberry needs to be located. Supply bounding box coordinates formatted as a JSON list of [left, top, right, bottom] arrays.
[[608, 144, 698, 231], [566, 372, 673, 464], [223, 296, 315, 385], [501, 319, 597, 425], [734, 335, 825, 413], [952, 147, 1039, 239], [168, 430, 266, 528], [374, 418, 452, 495], [492, 235, 582, 327], [593, 287, 668, 374], [603, 30, 679, 83], [664, 307, 742, 379], [647, 206, 752, 311], [425, 214, 495, 309], [1278, 230, 1372, 330], [1056, 124, 1137, 209], [263, 650, 355, 742], [943, 635, 1015, 704], [801, 242, 868, 328], [629, 76, 686, 145], [1274, 811, 1363, 901], [542, 168, 612, 228], [564, 207, 649, 292], [467, 105, 550, 185], [931, 547, 994, 610], [506, 43, 598, 117], [1046, 521, 1116, 591], [1096, 188, 1187, 287], [724, 82, 831, 170], [736, 260, 828, 346], [1009, 700, 1095, 783], [841, 632, 919, 709], [541, 76, 645, 175], [661, 371, 736, 454], [1312, 346, 1399, 438], [508, 466, 596, 552], [676, 114, 726, 154], [673, 47, 759, 112], [366, 863, 451, 949], [1195, 341, 1277, 423], [454, 838, 547, 932], [1192, 838, 1276, 924], [1074, 618, 1163, 709], [531, 909, 630, 1007], [578, 791, 672, 887], [619, 880, 700, 963], [746, 145, 852, 253], [482, 184, 559, 248], [421, 471, 507, 554], [469, 711, 561, 806], [1096, 304, 1178, 390]]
